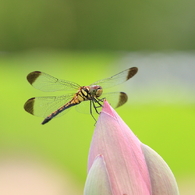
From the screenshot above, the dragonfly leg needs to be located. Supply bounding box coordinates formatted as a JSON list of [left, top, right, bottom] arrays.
[[95, 98, 104, 110], [89, 97, 104, 122], [98, 97, 105, 102], [94, 98, 103, 107], [90, 100, 97, 122], [92, 98, 103, 114]]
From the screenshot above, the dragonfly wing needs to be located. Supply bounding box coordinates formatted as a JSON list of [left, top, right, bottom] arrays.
[[27, 71, 80, 92], [75, 100, 90, 114], [24, 93, 75, 118], [101, 92, 128, 109], [91, 67, 138, 89]]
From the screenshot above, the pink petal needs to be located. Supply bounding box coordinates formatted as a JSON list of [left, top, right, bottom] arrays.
[[88, 100, 152, 195]]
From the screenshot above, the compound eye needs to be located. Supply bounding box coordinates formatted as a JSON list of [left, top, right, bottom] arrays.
[[96, 87, 103, 97]]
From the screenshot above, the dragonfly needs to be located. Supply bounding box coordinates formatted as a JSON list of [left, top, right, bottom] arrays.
[[24, 67, 138, 124]]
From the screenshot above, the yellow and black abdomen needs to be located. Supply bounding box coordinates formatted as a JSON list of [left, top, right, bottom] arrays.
[[41, 87, 91, 125]]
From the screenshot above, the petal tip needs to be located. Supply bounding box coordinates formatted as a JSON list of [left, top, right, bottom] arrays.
[[101, 100, 116, 118]]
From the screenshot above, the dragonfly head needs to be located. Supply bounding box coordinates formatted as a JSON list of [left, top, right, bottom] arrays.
[[89, 85, 103, 97]]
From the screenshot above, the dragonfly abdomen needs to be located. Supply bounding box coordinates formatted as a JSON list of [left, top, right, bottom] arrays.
[[42, 99, 79, 125], [42, 89, 90, 125]]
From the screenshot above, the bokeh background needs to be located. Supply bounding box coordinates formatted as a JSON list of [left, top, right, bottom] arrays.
[[1, 0, 195, 194]]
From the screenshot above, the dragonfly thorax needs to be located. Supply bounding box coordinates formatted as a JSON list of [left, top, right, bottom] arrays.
[[88, 85, 103, 97]]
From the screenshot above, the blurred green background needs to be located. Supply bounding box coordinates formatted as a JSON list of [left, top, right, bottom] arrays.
[[0, 0, 195, 194], [1, 0, 195, 51]]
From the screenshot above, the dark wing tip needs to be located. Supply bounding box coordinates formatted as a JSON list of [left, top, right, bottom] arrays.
[[27, 71, 41, 84], [127, 67, 138, 80], [24, 98, 35, 115], [116, 92, 128, 108]]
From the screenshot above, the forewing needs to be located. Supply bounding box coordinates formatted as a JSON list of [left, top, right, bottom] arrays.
[[101, 92, 128, 109], [27, 71, 80, 92], [91, 67, 138, 89], [24, 94, 75, 118]]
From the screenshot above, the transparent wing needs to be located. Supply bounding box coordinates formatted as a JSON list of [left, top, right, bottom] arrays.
[[24, 93, 75, 118], [75, 100, 90, 114], [101, 92, 128, 108], [91, 67, 138, 89], [27, 71, 80, 92]]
